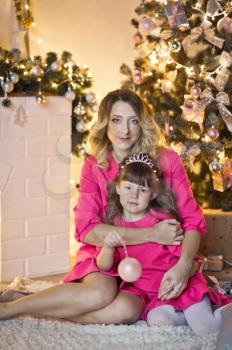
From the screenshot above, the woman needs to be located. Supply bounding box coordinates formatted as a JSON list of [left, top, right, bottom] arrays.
[[0, 89, 205, 324]]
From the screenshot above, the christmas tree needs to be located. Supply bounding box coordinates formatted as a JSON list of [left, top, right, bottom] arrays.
[[120, 0, 232, 210]]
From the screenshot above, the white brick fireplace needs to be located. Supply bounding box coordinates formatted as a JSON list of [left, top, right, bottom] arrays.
[[0, 96, 72, 281]]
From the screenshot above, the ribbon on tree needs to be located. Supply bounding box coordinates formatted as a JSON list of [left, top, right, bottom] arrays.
[[200, 88, 232, 132], [182, 20, 225, 58], [214, 51, 232, 91], [180, 99, 205, 131]]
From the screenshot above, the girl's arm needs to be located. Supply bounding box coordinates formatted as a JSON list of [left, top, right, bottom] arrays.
[[96, 246, 115, 271], [96, 231, 122, 271]]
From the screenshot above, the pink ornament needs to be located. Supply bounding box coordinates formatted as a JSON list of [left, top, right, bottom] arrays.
[[138, 16, 155, 35], [133, 32, 143, 45], [118, 257, 142, 282], [190, 85, 201, 98], [133, 70, 144, 85], [207, 127, 219, 140], [217, 16, 232, 35]]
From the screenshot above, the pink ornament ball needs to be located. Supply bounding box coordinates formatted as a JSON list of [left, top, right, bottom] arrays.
[[217, 16, 232, 35], [133, 32, 143, 45], [138, 16, 155, 35], [190, 85, 201, 98], [133, 70, 144, 85], [118, 257, 142, 282], [207, 127, 219, 140]]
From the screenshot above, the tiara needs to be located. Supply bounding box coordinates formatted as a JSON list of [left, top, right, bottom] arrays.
[[125, 152, 154, 168]]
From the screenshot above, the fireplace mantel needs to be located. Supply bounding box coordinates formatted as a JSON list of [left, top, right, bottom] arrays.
[[0, 96, 72, 281]]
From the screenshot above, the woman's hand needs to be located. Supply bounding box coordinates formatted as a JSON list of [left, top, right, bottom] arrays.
[[103, 231, 123, 248], [152, 219, 184, 245], [158, 260, 192, 300]]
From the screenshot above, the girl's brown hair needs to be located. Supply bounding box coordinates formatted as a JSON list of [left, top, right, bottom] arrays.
[[87, 89, 166, 167], [106, 156, 179, 224]]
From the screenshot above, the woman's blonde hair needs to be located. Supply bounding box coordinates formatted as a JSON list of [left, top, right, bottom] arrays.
[[87, 89, 166, 167]]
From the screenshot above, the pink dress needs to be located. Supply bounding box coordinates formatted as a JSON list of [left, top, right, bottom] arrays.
[[110, 213, 230, 319], [64, 149, 230, 318]]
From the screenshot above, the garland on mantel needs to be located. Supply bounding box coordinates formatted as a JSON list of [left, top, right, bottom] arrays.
[[0, 47, 97, 156]]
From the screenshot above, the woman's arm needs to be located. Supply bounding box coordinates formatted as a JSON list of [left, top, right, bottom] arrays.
[[157, 150, 206, 300], [158, 230, 201, 300], [84, 220, 183, 247]]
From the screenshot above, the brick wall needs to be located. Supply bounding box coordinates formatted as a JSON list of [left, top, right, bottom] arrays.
[[0, 96, 72, 281]]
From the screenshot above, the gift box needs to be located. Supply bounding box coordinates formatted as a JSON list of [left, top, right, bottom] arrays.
[[201, 209, 232, 261], [164, 1, 190, 31]]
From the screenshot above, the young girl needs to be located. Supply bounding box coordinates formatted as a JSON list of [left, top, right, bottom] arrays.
[[96, 152, 232, 336]]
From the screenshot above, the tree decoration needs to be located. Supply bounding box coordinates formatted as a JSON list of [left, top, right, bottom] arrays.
[[2, 98, 12, 108], [207, 127, 220, 140], [117, 238, 142, 282], [217, 16, 232, 34], [169, 39, 181, 53], [138, 16, 155, 35], [120, 0, 232, 209]]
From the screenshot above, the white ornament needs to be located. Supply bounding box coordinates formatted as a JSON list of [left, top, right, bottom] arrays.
[[86, 92, 95, 103], [10, 72, 20, 84], [31, 65, 43, 76], [1, 80, 14, 93], [76, 120, 87, 133], [51, 61, 61, 72], [74, 102, 85, 116], [65, 87, 76, 101]]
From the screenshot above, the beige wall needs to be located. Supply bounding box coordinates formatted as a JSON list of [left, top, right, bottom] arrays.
[[0, 0, 140, 99]]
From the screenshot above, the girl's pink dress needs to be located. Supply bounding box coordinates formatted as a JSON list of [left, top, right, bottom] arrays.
[[64, 149, 230, 319]]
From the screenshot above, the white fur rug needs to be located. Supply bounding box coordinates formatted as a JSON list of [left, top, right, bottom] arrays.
[[0, 317, 217, 350], [0, 277, 217, 350]]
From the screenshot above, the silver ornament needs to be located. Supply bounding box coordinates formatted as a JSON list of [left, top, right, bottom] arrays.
[[91, 104, 98, 113], [51, 61, 61, 72], [209, 159, 222, 172], [65, 87, 76, 101], [75, 120, 87, 133], [10, 72, 20, 84], [86, 92, 95, 103], [36, 92, 46, 104], [74, 102, 85, 115], [31, 65, 43, 76], [1, 80, 14, 93], [170, 39, 181, 53]]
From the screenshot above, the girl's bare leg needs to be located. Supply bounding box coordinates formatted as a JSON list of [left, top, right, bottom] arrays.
[[0, 273, 117, 320], [70, 292, 144, 325]]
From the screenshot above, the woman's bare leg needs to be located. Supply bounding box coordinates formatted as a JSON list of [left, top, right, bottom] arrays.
[[70, 292, 144, 325], [0, 273, 117, 320]]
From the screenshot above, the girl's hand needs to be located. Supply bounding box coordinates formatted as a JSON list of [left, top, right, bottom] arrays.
[[104, 231, 123, 248], [153, 219, 184, 245], [158, 260, 192, 300]]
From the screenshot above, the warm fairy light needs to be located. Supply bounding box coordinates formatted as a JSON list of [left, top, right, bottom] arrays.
[[31, 22, 36, 27], [169, 126, 174, 131], [25, 4, 29, 10], [218, 151, 225, 160], [51, 82, 58, 88], [37, 38, 43, 45], [149, 51, 158, 64]]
